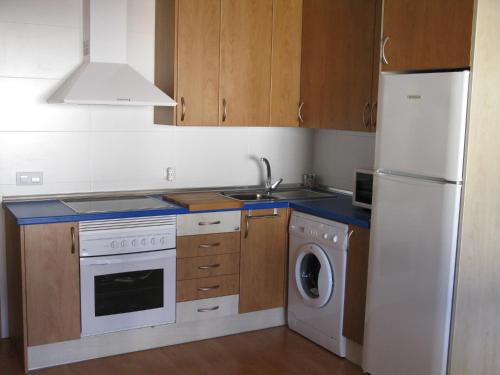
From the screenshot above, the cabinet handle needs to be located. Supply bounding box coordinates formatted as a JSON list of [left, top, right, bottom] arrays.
[[198, 220, 221, 226], [244, 211, 281, 239], [70, 226, 76, 254], [382, 36, 390, 65], [198, 264, 220, 270], [371, 102, 378, 128], [362, 102, 371, 128], [197, 306, 219, 312], [180, 96, 186, 121], [298, 101, 304, 123], [222, 98, 227, 122], [197, 285, 220, 292], [198, 242, 221, 248]]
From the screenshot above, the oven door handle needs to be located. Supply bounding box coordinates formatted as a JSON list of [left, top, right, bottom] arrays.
[[82, 251, 175, 266]]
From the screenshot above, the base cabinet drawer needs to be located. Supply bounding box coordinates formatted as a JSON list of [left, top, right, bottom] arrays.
[[177, 274, 239, 302], [177, 211, 241, 236], [177, 253, 240, 280], [177, 232, 240, 258], [176, 295, 239, 323]]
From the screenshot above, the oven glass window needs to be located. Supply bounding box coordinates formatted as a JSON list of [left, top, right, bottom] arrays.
[[94, 269, 164, 316]]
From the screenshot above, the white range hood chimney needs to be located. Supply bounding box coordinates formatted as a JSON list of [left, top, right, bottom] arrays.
[[48, 0, 176, 106]]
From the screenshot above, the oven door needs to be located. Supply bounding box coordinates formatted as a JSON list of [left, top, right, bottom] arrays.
[[80, 249, 176, 336]]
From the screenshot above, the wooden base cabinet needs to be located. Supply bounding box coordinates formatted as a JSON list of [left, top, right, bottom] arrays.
[[239, 208, 289, 313], [5, 215, 81, 371], [342, 225, 370, 345]]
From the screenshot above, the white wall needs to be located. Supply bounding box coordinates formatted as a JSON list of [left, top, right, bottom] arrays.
[[313, 129, 376, 191], [0, 0, 314, 337]]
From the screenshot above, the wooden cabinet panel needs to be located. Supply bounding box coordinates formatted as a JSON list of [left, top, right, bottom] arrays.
[[177, 274, 240, 302], [382, 0, 474, 71], [343, 226, 370, 345], [177, 253, 240, 280], [270, 0, 303, 126], [370, 0, 383, 131], [177, 232, 240, 258], [239, 208, 289, 313], [24, 222, 80, 346], [154, 0, 176, 125], [177, 0, 220, 125], [219, 0, 273, 126], [300, 0, 376, 131]]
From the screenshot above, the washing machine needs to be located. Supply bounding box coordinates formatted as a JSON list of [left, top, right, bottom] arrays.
[[288, 211, 348, 357]]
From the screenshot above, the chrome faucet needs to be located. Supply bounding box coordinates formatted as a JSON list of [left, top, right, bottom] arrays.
[[260, 157, 283, 194]]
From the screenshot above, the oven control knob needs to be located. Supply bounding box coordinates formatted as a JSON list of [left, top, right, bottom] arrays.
[[131, 239, 137, 247], [121, 240, 128, 248], [332, 235, 338, 243], [151, 238, 156, 245], [111, 241, 119, 249], [141, 238, 147, 246]]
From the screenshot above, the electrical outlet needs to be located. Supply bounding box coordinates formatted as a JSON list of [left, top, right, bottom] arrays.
[[165, 167, 176, 181], [16, 172, 43, 186]]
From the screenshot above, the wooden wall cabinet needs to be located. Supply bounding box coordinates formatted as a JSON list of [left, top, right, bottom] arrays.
[[239, 208, 289, 313], [6, 216, 81, 369], [300, 0, 381, 131], [381, 0, 475, 72], [154, 0, 302, 127], [342, 225, 370, 345]]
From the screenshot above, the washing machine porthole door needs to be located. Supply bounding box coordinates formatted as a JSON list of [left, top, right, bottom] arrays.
[[294, 243, 333, 308]]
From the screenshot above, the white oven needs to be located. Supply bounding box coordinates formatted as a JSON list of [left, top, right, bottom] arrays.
[[79, 215, 176, 336]]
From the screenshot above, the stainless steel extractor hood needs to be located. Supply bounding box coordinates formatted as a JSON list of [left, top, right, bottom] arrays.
[[48, 0, 176, 107]]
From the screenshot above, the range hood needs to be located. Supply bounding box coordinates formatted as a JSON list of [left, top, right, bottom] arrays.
[[48, 0, 176, 106]]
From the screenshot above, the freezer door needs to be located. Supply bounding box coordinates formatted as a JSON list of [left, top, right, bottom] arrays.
[[375, 71, 469, 182], [362, 173, 461, 375]]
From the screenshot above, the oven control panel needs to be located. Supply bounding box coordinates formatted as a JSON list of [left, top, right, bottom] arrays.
[[79, 215, 176, 257]]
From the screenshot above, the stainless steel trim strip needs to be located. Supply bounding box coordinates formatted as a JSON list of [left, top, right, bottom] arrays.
[[376, 170, 463, 185]]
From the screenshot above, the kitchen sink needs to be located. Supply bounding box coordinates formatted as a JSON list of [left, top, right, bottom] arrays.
[[272, 189, 334, 200], [224, 192, 275, 201], [222, 188, 335, 202]]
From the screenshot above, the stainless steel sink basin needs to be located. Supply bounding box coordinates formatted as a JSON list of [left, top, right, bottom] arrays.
[[272, 189, 334, 200], [224, 192, 275, 201]]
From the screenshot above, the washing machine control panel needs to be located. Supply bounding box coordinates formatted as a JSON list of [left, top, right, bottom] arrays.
[[290, 214, 347, 249]]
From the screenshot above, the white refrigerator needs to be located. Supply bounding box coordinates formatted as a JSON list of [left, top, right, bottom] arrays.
[[362, 71, 470, 375]]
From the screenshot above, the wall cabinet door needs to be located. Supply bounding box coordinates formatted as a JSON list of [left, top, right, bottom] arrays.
[[270, 0, 303, 127], [300, 0, 377, 131], [239, 208, 289, 313], [176, 0, 220, 125], [381, 0, 474, 71], [219, 0, 273, 126], [342, 225, 370, 345], [24, 222, 80, 346]]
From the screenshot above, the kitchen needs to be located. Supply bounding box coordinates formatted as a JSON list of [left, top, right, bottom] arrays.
[[0, 0, 499, 374]]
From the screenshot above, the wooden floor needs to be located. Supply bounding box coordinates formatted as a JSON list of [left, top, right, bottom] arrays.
[[0, 327, 363, 375]]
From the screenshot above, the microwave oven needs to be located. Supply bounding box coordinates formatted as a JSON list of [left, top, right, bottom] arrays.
[[353, 169, 373, 209]]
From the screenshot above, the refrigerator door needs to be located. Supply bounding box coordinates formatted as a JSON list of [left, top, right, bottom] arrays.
[[375, 71, 469, 182], [363, 173, 461, 375]]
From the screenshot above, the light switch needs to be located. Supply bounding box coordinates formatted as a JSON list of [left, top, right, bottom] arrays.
[[16, 172, 43, 186]]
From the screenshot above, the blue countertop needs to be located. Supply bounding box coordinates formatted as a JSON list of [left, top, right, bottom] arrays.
[[4, 192, 370, 228], [290, 195, 371, 229]]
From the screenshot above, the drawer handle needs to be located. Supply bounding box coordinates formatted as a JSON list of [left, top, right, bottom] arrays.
[[197, 285, 220, 292], [198, 263, 220, 270], [198, 242, 221, 248], [198, 220, 221, 226], [197, 306, 220, 312]]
